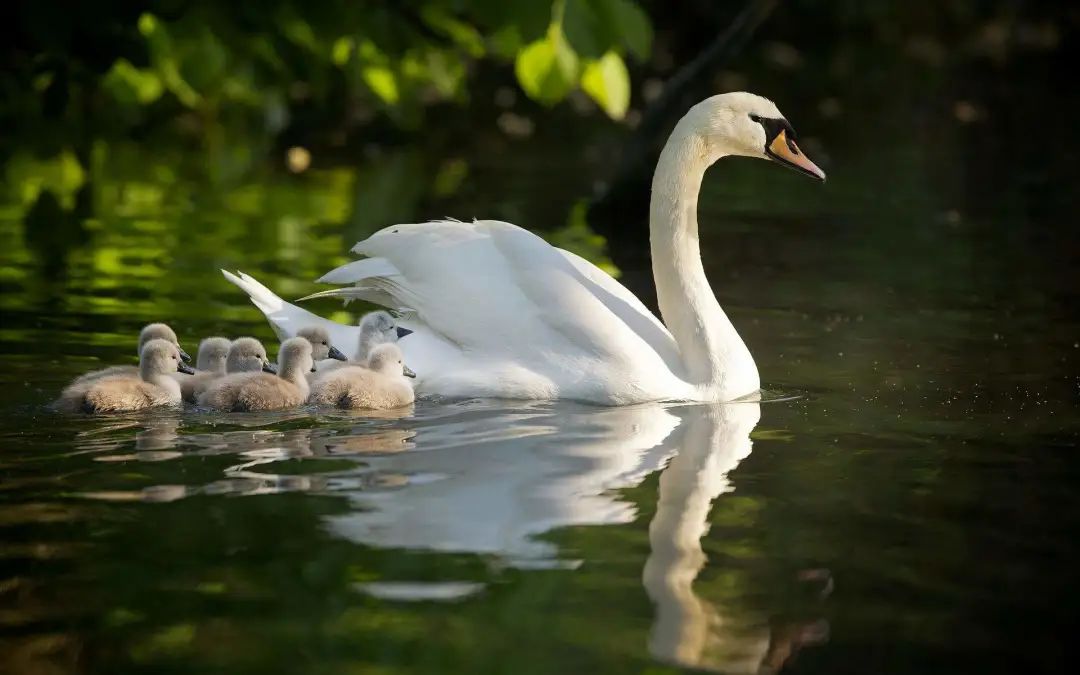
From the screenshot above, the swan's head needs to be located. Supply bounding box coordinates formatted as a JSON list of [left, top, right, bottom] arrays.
[[368, 343, 416, 379], [139, 323, 191, 362], [279, 336, 317, 374], [228, 337, 275, 374], [360, 311, 412, 343], [297, 326, 347, 361], [195, 337, 232, 373], [141, 338, 194, 376], [687, 92, 825, 180]]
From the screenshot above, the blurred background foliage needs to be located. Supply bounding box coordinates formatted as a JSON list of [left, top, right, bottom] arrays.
[[0, 0, 1077, 317]]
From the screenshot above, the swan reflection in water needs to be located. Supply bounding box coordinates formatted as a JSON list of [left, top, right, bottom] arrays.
[[72, 399, 826, 671], [325, 400, 829, 673]]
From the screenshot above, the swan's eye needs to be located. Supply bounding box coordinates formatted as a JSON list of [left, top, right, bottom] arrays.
[[748, 113, 762, 124]]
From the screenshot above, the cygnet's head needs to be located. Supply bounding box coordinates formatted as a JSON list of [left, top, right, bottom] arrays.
[[141, 338, 194, 377], [278, 336, 316, 375], [680, 92, 825, 180], [139, 323, 191, 362], [227, 337, 275, 374], [297, 326, 347, 361], [367, 344, 416, 379], [357, 311, 412, 359], [195, 337, 231, 373]]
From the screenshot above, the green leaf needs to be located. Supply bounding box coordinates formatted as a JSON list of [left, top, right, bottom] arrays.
[[601, 0, 652, 60], [361, 66, 399, 104], [563, 0, 609, 59], [420, 7, 486, 58], [103, 59, 164, 105], [331, 37, 354, 67], [581, 51, 629, 119], [515, 30, 580, 106]]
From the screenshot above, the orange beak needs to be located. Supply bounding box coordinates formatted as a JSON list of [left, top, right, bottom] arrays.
[[767, 130, 826, 181]]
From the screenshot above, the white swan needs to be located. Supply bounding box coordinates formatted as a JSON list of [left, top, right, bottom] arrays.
[[230, 93, 825, 404]]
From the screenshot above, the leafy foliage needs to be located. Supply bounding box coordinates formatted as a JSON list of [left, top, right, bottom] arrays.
[[2, 0, 653, 153]]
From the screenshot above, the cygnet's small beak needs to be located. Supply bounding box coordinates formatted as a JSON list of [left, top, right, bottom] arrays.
[[402, 365, 417, 378], [178, 347, 192, 362], [396, 327, 414, 339], [262, 361, 277, 374], [177, 361, 195, 375], [310, 363, 318, 372], [327, 345, 348, 361]]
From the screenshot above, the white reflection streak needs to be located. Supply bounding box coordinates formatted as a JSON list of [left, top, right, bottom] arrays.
[[326, 404, 682, 560], [643, 401, 767, 673]]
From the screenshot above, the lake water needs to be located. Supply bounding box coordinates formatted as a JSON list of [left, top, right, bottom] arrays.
[[2, 38, 1080, 675]]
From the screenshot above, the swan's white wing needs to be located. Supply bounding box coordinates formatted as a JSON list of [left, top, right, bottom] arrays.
[[554, 249, 682, 371], [221, 270, 361, 353], [325, 220, 680, 375]]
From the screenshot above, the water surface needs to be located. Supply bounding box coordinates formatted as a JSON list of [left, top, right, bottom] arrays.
[[2, 38, 1080, 675]]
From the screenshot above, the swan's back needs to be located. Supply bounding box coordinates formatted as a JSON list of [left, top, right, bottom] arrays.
[[318, 220, 688, 402]]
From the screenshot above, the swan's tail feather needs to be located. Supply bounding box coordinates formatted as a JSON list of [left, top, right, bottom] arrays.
[[221, 269, 283, 317], [223, 269, 353, 343]]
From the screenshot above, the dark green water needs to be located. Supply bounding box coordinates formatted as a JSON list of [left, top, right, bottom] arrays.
[[3, 42, 1080, 675]]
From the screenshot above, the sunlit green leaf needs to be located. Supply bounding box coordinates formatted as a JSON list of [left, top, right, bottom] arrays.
[[331, 37, 354, 67], [581, 51, 630, 119], [515, 30, 580, 106], [103, 59, 164, 105], [362, 66, 399, 104]]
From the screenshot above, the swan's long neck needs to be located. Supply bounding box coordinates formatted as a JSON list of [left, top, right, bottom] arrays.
[[650, 124, 759, 395]]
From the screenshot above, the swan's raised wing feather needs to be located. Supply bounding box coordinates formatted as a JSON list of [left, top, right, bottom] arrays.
[[334, 220, 678, 372]]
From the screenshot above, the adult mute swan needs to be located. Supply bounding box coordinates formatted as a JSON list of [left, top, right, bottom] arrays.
[[229, 93, 825, 404]]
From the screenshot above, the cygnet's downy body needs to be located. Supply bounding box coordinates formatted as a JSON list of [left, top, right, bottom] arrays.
[[198, 337, 315, 412], [309, 343, 416, 410], [185, 337, 274, 402], [175, 336, 230, 402], [57, 339, 194, 413], [311, 311, 413, 378], [71, 323, 192, 386]]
